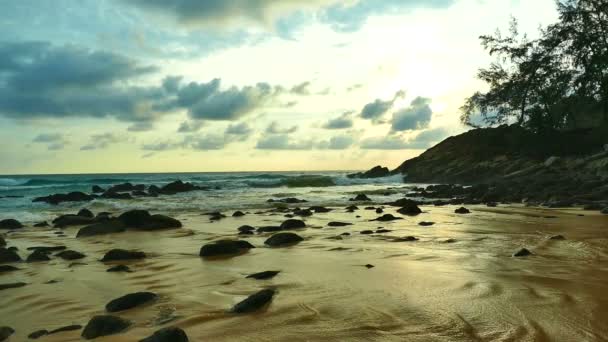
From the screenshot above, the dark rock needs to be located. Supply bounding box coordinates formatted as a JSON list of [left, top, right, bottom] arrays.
[[0, 247, 21, 263], [486, 202, 498, 207], [268, 197, 307, 204], [101, 191, 133, 200], [264, 232, 304, 247], [549, 235, 566, 240], [148, 185, 161, 194], [373, 214, 402, 222], [246, 271, 281, 280], [106, 292, 158, 312], [27, 246, 67, 252], [199, 240, 254, 257], [132, 190, 148, 197], [280, 219, 306, 230], [602, 207, 608, 214], [53, 214, 95, 228], [0, 282, 27, 291], [81, 315, 131, 340], [107, 265, 132, 273], [107, 183, 145, 193], [389, 198, 420, 207], [375, 208, 383, 214], [140, 327, 189, 342], [232, 211, 246, 217], [347, 165, 390, 179], [360, 230, 374, 235], [327, 222, 352, 227], [77, 220, 126, 238], [455, 207, 471, 214], [0, 265, 19, 273], [160, 180, 204, 194], [583, 203, 603, 210], [48, 325, 82, 335], [364, 206, 376, 210], [293, 208, 313, 217], [237, 225, 255, 233], [513, 248, 532, 257], [33, 221, 49, 227], [257, 226, 282, 233], [231, 289, 275, 313], [0, 219, 23, 230], [27, 250, 51, 262], [392, 236, 419, 242], [396, 202, 422, 216], [29, 329, 49, 339], [33, 192, 94, 205], [101, 249, 146, 262], [310, 206, 331, 213], [0, 236, 4, 246], [118, 210, 181, 230], [118, 210, 151, 226], [418, 221, 435, 226], [345, 205, 359, 211], [0, 327, 15, 341], [365, 264, 375, 269], [56, 250, 86, 260], [92, 185, 105, 193], [444, 238, 457, 243], [340, 232, 351, 236], [350, 194, 371, 202], [143, 215, 182, 230], [375, 229, 391, 233], [77, 209, 95, 218]]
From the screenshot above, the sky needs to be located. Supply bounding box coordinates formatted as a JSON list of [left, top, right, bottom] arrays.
[[0, 0, 559, 174]]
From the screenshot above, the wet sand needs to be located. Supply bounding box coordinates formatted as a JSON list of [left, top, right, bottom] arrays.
[[1, 204, 608, 341]]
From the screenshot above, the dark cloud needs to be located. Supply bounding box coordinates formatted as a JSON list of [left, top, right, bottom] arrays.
[[360, 90, 405, 122], [322, 112, 354, 129], [391, 97, 432, 131], [405, 127, 450, 149], [80, 133, 130, 151], [187, 134, 227, 150], [127, 121, 155, 132], [290, 81, 312, 96], [225, 122, 253, 142], [177, 120, 205, 133], [266, 121, 298, 134], [318, 135, 355, 150], [32, 133, 68, 150], [142, 141, 178, 151], [256, 134, 313, 150]]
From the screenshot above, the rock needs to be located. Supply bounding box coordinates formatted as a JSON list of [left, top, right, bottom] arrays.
[[148, 185, 161, 194], [107, 183, 145, 193], [365, 264, 375, 269], [549, 235, 566, 240], [0, 247, 21, 263], [0, 265, 20, 273], [27, 249, 51, 262], [33, 221, 49, 227], [0, 219, 23, 230], [327, 222, 352, 227], [310, 206, 331, 213], [140, 327, 189, 342], [160, 180, 204, 194], [101, 191, 133, 200], [455, 207, 471, 214], [349, 194, 371, 202], [0, 282, 27, 291], [264, 232, 304, 247], [144, 215, 182, 230], [118, 210, 151, 226], [131, 190, 148, 197], [118, 210, 182, 230], [92, 185, 105, 193], [199, 240, 254, 257], [360, 230, 374, 235], [33, 192, 94, 205], [232, 211, 246, 217], [246, 271, 281, 280], [418, 221, 435, 226], [396, 202, 422, 216], [105, 292, 158, 312], [293, 208, 313, 217], [375, 229, 391, 233], [27, 246, 67, 253], [444, 238, 457, 243], [77, 220, 126, 237], [0, 327, 15, 341], [602, 207, 608, 214], [107, 265, 132, 273], [0, 236, 4, 247], [347, 165, 390, 179], [280, 219, 306, 230], [486, 202, 498, 207], [237, 225, 256, 233], [56, 250, 86, 260], [77, 208, 95, 218], [268, 197, 307, 204], [81, 315, 131, 340], [231, 289, 275, 314], [101, 249, 146, 262], [389, 198, 420, 207], [345, 205, 359, 211], [28, 329, 48, 339], [392, 236, 419, 242], [257, 226, 282, 233], [341, 232, 351, 236], [513, 248, 532, 257], [373, 214, 402, 222], [375, 208, 383, 214], [48, 325, 82, 335], [53, 214, 95, 228]]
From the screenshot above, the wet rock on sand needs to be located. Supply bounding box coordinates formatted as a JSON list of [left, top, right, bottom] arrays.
[[293, 208, 313, 217], [0, 265, 19, 273], [77, 208, 95, 218], [101, 249, 146, 262], [0, 236, 4, 247], [455, 207, 471, 214], [350, 194, 371, 202], [280, 219, 306, 230], [513, 248, 532, 257], [33, 192, 94, 205], [392, 236, 419, 242], [140, 326, 189, 342], [53, 214, 95, 228], [264, 232, 304, 247], [549, 235, 566, 240], [30, 325, 83, 339], [56, 250, 86, 260], [107, 265, 132, 273], [27, 249, 51, 262], [238, 225, 256, 234], [0, 327, 15, 341], [33, 221, 49, 227], [81, 315, 131, 340], [231, 289, 276, 313], [246, 271, 281, 280], [360, 230, 374, 235], [419, 221, 435, 226], [0, 247, 21, 263], [0, 219, 23, 230], [199, 240, 255, 257], [0, 282, 27, 291], [373, 214, 403, 222], [77, 220, 127, 237], [118, 210, 182, 230], [328, 221, 352, 227], [232, 211, 246, 217], [106, 292, 158, 312]]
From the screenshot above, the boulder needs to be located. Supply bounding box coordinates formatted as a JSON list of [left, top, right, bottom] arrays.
[[347, 166, 390, 179], [455, 207, 471, 214], [27, 246, 66, 253], [29, 329, 48, 339], [33, 221, 49, 227], [48, 325, 82, 335], [0, 219, 23, 230], [373, 214, 403, 222], [237, 225, 256, 233], [280, 219, 306, 230], [246, 271, 281, 280], [0, 247, 21, 263], [148, 185, 161, 195], [0, 327, 15, 341], [360, 230, 374, 235], [293, 208, 313, 217], [349, 194, 371, 202], [396, 202, 422, 216], [199, 240, 254, 257], [0, 282, 27, 291], [160, 180, 204, 194], [77, 209, 95, 218], [389, 198, 420, 207], [56, 250, 86, 260], [257, 226, 282, 233], [375, 208, 383, 214], [264, 232, 304, 247], [33, 192, 94, 205], [345, 205, 359, 211], [107, 183, 145, 193], [92, 185, 105, 193], [418, 221, 435, 226], [105, 292, 158, 312], [376, 229, 391, 233], [143, 215, 182, 230], [26, 250, 51, 262], [310, 206, 331, 213], [140, 327, 189, 342], [101, 249, 146, 262], [232, 211, 246, 217], [513, 248, 532, 257], [101, 191, 133, 200], [118, 210, 151, 226], [0, 236, 4, 247], [231, 289, 275, 314], [268, 197, 307, 204], [118, 210, 182, 230], [392, 236, 419, 242], [81, 315, 131, 340], [107, 265, 132, 273], [549, 235, 566, 240], [53, 214, 95, 228], [327, 222, 352, 227], [77, 220, 126, 238]]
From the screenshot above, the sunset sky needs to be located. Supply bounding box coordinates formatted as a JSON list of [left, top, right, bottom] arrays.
[[0, 0, 559, 174]]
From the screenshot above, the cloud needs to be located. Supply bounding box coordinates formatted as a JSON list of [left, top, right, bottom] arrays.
[[360, 134, 411, 150], [322, 112, 354, 129], [187, 134, 227, 150], [391, 97, 432, 131], [347, 83, 363, 92], [266, 121, 298, 134], [290, 81, 311, 95], [360, 90, 405, 122], [225, 122, 253, 142], [32, 133, 69, 150], [178, 120, 205, 133], [80, 133, 130, 150], [360, 127, 450, 150], [256, 134, 313, 150], [127, 121, 155, 132], [318, 135, 355, 149], [405, 127, 450, 149]]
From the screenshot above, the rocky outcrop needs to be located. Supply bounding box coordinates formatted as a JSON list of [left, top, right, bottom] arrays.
[[53, 214, 95, 228], [81, 315, 131, 340], [349, 194, 371, 202], [56, 250, 86, 260], [160, 180, 206, 194], [246, 271, 281, 280], [347, 165, 390, 179], [33, 192, 94, 205], [0, 219, 23, 230]]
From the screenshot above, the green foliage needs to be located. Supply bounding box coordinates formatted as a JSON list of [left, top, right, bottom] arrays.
[[462, 0, 608, 131]]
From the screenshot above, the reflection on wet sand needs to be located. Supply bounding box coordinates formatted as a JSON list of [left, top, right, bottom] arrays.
[[1, 205, 607, 341]]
